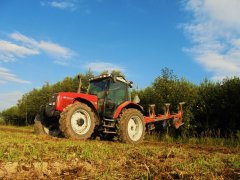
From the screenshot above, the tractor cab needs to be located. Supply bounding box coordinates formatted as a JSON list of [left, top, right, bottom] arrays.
[[88, 74, 132, 118]]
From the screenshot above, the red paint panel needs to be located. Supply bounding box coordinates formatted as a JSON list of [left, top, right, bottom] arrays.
[[144, 116, 155, 124], [144, 112, 184, 124], [56, 92, 98, 111]]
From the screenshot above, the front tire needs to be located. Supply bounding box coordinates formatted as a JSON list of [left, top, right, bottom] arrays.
[[118, 109, 145, 144], [59, 102, 96, 140]]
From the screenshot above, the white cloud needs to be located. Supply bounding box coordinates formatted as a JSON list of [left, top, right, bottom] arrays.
[[51, 1, 75, 9], [84, 61, 124, 73], [196, 52, 239, 73], [0, 32, 75, 65], [38, 41, 75, 64], [41, 0, 77, 11], [183, 0, 240, 81], [10, 32, 38, 47], [0, 91, 23, 111], [0, 67, 31, 84], [0, 40, 39, 62], [204, 0, 240, 29]]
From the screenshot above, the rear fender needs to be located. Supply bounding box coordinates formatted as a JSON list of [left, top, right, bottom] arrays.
[[113, 101, 143, 119]]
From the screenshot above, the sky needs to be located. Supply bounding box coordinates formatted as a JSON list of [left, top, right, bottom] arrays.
[[0, 0, 240, 111]]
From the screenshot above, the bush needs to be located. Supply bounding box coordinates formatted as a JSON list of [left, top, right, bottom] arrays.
[[0, 116, 5, 125]]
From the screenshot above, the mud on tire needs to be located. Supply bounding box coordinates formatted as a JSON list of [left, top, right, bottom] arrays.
[[118, 108, 145, 144], [59, 102, 96, 140]]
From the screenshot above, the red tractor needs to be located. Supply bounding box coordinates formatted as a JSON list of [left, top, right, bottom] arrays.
[[34, 74, 184, 144]]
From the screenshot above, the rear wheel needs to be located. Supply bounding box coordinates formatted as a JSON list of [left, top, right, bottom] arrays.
[[118, 109, 145, 144], [59, 102, 96, 140]]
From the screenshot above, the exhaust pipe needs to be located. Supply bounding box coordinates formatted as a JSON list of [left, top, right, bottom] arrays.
[[77, 75, 82, 93]]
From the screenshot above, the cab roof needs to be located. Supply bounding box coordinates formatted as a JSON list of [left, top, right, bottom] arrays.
[[89, 74, 133, 87]]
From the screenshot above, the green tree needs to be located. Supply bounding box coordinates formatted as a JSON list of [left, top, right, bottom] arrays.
[[0, 106, 24, 125], [193, 77, 240, 137], [135, 68, 198, 136]]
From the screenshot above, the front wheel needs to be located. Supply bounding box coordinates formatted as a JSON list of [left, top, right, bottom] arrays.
[[118, 109, 145, 144], [59, 102, 96, 140]]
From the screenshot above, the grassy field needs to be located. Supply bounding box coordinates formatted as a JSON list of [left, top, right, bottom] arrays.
[[0, 125, 239, 179]]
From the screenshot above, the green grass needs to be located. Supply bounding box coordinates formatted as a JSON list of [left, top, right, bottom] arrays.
[[0, 125, 239, 179], [145, 131, 240, 148]]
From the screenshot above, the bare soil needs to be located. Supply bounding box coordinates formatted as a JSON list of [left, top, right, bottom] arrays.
[[0, 125, 239, 180]]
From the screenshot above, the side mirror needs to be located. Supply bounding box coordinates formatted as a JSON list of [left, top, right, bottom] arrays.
[[133, 95, 140, 104]]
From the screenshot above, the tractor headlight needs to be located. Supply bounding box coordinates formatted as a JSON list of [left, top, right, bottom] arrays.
[[48, 93, 58, 106], [49, 102, 56, 106]]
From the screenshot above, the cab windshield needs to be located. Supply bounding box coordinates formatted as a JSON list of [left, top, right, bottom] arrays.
[[88, 78, 108, 98]]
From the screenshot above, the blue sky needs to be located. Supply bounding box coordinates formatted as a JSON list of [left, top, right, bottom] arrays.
[[0, 0, 240, 110]]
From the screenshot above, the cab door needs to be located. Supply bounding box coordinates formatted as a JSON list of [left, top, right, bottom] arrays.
[[104, 81, 128, 118]]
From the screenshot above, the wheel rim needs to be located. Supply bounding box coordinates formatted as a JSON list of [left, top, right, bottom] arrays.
[[127, 115, 143, 141], [71, 109, 91, 135]]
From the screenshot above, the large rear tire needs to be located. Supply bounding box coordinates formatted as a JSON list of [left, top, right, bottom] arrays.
[[118, 109, 145, 144], [59, 102, 96, 140]]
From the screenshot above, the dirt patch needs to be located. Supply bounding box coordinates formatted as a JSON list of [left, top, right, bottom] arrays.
[[0, 154, 238, 179], [0, 126, 33, 134], [0, 160, 97, 180]]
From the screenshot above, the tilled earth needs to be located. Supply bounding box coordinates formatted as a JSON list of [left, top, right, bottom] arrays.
[[0, 125, 239, 180]]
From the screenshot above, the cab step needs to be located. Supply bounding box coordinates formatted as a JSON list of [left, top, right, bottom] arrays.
[[103, 124, 115, 128], [103, 130, 117, 134], [104, 118, 115, 122]]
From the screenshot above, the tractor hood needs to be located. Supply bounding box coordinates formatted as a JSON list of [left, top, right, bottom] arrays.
[[55, 92, 98, 111]]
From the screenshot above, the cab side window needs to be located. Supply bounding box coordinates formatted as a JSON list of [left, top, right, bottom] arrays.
[[108, 81, 127, 106]]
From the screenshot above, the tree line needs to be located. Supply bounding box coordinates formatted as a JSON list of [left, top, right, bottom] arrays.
[[0, 68, 239, 137]]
